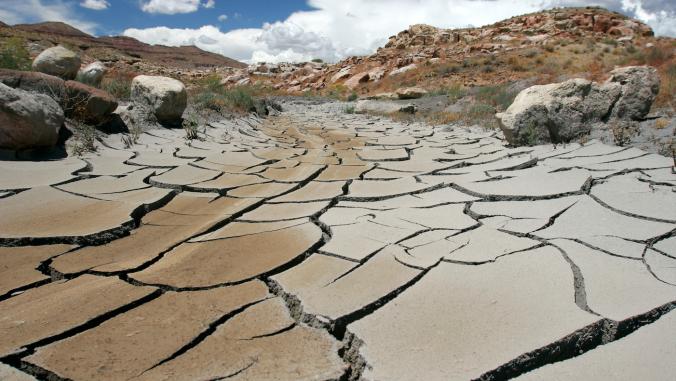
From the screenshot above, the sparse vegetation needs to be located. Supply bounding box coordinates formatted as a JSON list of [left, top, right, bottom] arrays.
[[344, 105, 355, 114], [347, 92, 358, 102], [70, 121, 98, 156], [191, 75, 258, 115], [182, 112, 204, 141], [0, 37, 31, 71], [101, 71, 134, 100]]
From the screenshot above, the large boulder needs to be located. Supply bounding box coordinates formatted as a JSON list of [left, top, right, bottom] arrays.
[[396, 86, 428, 99], [606, 66, 660, 120], [0, 69, 117, 124], [131, 75, 187, 124], [355, 100, 417, 114], [77, 61, 107, 87], [496, 66, 658, 146], [64, 80, 118, 124], [32, 46, 81, 80], [0, 83, 64, 150], [344, 71, 370, 90]]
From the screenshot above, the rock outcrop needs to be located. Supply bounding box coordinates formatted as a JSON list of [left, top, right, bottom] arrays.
[[496, 66, 659, 146], [355, 100, 417, 114], [396, 87, 428, 99], [32, 46, 81, 80], [130, 75, 187, 124], [606, 66, 660, 120], [0, 83, 64, 150], [0, 69, 117, 124], [77, 61, 107, 87]]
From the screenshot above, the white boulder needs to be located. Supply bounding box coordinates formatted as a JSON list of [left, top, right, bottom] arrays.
[[32, 46, 81, 80], [130, 75, 187, 124], [0, 83, 64, 150]]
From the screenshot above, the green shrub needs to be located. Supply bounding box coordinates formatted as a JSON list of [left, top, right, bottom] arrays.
[[347, 92, 358, 102], [70, 122, 98, 156], [101, 78, 131, 100], [344, 105, 355, 114], [311, 58, 323, 63], [475, 84, 517, 111], [191, 75, 257, 115], [0, 37, 31, 71]]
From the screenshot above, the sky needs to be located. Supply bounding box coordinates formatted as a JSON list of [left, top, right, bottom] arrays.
[[0, 0, 674, 64]]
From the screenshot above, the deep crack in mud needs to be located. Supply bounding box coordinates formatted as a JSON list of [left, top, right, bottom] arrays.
[[0, 100, 675, 380]]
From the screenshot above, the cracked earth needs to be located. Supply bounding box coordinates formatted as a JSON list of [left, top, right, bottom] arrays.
[[1, 100, 675, 380]]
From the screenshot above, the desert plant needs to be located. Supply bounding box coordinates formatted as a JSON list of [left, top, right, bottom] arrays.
[[182, 113, 204, 141], [0, 37, 31, 71], [101, 76, 132, 100], [70, 122, 98, 156], [311, 58, 323, 63], [190, 75, 257, 115], [347, 92, 358, 102], [344, 105, 355, 114], [518, 120, 539, 146]]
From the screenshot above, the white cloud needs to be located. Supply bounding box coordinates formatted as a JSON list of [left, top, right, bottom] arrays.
[[80, 0, 110, 10], [218, 14, 228, 22], [0, 0, 98, 34], [141, 0, 215, 14], [124, 0, 676, 64]]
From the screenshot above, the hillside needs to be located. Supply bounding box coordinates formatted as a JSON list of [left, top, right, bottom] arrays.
[[237, 6, 673, 109], [0, 21, 245, 74]]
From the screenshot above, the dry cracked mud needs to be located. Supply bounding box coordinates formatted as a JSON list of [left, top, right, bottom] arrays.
[[0, 100, 674, 380]]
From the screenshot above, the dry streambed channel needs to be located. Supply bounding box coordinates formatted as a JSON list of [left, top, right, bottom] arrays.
[[0, 100, 675, 380]]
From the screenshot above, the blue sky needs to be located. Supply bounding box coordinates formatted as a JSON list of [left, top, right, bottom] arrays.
[[81, 0, 314, 36], [0, 1, 674, 63]]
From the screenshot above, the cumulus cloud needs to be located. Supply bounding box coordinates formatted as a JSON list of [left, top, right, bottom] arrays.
[[124, 0, 675, 64], [0, 0, 98, 34], [141, 0, 215, 15], [80, 0, 109, 10]]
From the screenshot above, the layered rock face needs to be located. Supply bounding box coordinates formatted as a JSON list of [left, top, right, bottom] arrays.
[[0, 83, 64, 150], [32, 46, 81, 80], [130, 75, 187, 124], [496, 66, 659, 145]]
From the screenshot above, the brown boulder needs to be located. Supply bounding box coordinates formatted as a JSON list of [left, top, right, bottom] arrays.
[[344, 72, 370, 90], [0, 69, 117, 124]]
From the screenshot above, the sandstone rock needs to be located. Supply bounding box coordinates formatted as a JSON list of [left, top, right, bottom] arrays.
[[344, 71, 369, 90], [330, 67, 351, 83], [355, 100, 416, 114], [606, 66, 659, 121], [389, 64, 417, 76], [32, 46, 81, 80], [0, 83, 64, 150], [131, 75, 187, 124], [0, 69, 117, 124], [497, 66, 658, 146], [64, 80, 118, 124], [396, 86, 428, 99], [76, 61, 106, 87]]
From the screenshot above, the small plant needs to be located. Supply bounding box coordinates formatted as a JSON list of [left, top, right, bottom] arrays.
[[101, 77, 132, 100], [311, 58, 323, 63], [518, 120, 539, 146], [344, 105, 355, 114], [0, 37, 31, 71], [347, 92, 358, 102], [182, 113, 203, 141], [70, 122, 98, 156]]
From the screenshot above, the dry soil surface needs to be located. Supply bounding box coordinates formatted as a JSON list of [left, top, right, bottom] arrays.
[[0, 100, 675, 380]]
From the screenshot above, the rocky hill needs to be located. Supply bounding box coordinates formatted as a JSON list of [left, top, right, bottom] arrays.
[[0, 21, 245, 80], [234, 7, 672, 101]]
